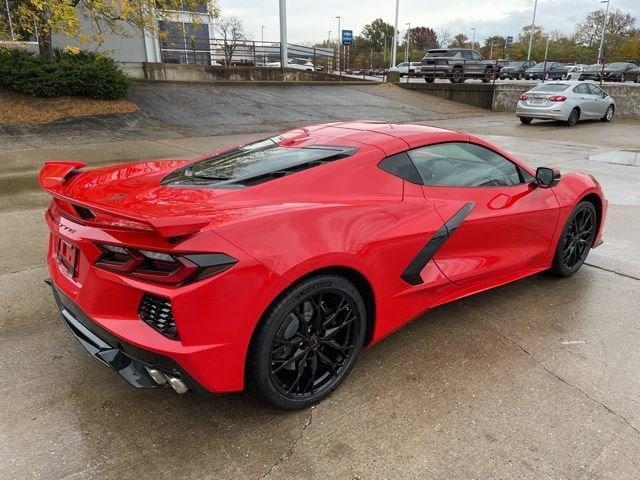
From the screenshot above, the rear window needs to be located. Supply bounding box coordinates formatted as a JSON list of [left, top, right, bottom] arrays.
[[532, 83, 569, 93], [426, 50, 451, 57], [162, 138, 356, 186]]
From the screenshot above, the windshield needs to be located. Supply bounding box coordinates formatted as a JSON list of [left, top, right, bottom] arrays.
[[532, 83, 569, 92], [162, 138, 356, 185]]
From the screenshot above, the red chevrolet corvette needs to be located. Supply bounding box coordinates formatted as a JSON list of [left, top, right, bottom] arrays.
[[40, 122, 606, 409]]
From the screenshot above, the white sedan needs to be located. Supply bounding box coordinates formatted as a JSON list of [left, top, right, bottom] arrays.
[[516, 81, 615, 127], [266, 58, 315, 71]]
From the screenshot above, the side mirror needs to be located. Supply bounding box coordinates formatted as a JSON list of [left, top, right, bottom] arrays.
[[536, 167, 561, 188]]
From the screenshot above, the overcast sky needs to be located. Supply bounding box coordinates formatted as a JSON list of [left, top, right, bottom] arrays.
[[218, 0, 640, 45]]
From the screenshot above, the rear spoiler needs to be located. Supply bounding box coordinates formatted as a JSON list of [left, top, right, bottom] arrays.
[[39, 161, 210, 239]]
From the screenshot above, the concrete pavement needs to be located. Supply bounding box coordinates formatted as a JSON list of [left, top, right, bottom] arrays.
[[1, 92, 639, 479]]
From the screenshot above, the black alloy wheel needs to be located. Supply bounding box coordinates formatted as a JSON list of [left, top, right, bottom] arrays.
[[248, 274, 366, 409], [551, 201, 597, 277]]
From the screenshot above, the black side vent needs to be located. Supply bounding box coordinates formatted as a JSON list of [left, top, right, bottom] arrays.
[[73, 205, 95, 220], [139, 295, 178, 340]]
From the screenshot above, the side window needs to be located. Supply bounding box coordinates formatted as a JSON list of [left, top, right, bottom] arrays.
[[587, 83, 604, 96], [471, 51, 482, 60], [407, 142, 522, 187], [573, 84, 590, 94], [461, 50, 473, 60], [378, 152, 422, 184]]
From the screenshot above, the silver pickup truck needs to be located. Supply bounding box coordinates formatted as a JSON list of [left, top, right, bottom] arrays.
[[421, 48, 497, 83]]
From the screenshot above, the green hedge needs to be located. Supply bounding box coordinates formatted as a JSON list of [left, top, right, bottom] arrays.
[[0, 48, 129, 100]]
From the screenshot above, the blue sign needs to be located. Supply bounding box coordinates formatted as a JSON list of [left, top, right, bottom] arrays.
[[341, 30, 353, 45], [506, 35, 513, 48]]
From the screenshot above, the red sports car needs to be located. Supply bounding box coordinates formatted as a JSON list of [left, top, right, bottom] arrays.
[[40, 122, 606, 409]]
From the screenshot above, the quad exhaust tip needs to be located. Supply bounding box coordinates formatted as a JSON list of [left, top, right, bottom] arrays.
[[146, 367, 188, 394]]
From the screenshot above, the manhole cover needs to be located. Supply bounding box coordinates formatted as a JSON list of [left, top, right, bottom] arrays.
[[588, 149, 640, 166]]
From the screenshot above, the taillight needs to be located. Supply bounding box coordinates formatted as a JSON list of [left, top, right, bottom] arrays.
[[95, 244, 237, 285], [519, 94, 529, 100], [549, 95, 567, 102]]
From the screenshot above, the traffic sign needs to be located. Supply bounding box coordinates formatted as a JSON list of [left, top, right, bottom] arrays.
[[506, 36, 513, 48], [341, 30, 353, 45]]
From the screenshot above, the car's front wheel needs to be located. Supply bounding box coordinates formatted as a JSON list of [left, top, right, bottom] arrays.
[[247, 274, 366, 409], [550, 201, 597, 277], [520, 117, 533, 125], [601, 105, 615, 122]]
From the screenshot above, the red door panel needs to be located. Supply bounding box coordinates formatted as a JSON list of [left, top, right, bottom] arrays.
[[422, 183, 560, 286]]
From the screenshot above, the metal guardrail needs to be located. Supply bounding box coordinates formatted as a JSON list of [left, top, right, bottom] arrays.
[[159, 37, 345, 73]]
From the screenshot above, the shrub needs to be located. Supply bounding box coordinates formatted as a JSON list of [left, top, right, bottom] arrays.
[[0, 48, 129, 100]]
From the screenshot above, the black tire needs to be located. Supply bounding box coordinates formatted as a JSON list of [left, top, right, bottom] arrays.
[[424, 77, 434, 83], [566, 108, 580, 127], [601, 105, 614, 122], [451, 68, 463, 83], [550, 201, 597, 277], [247, 274, 367, 410], [481, 68, 492, 83], [520, 117, 533, 125]]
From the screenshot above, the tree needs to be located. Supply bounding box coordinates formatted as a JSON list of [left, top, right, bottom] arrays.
[[438, 28, 451, 48], [0, 0, 219, 60], [361, 18, 395, 51], [574, 8, 637, 47], [480, 36, 506, 59], [449, 33, 469, 48], [407, 26, 438, 52], [212, 16, 246, 66]]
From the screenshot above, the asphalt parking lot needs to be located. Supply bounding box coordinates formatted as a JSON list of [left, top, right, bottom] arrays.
[[1, 86, 639, 479]]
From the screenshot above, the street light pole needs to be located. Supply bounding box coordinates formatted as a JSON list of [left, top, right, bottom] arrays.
[[490, 40, 494, 59], [260, 25, 265, 64], [471, 27, 476, 49], [597, 0, 610, 64], [382, 33, 386, 64], [279, 0, 288, 68], [405, 22, 410, 63], [526, 0, 538, 61], [391, 0, 399, 69]]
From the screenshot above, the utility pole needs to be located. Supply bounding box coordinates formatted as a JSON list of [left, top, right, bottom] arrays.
[[4, 0, 15, 41], [335, 16, 341, 73], [382, 33, 386, 64], [597, 0, 610, 64], [279, 0, 288, 68], [527, 0, 538, 61], [471, 27, 476, 49], [404, 22, 410, 63], [489, 40, 494, 59], [391, 0, 399, 69]]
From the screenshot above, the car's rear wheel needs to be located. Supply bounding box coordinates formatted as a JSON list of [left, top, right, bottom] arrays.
[[550, 201, 597, 277], [424, 77, 434, 83], [601, 105, 614, 122], [451, 68, 463, 83], [520, 117, 533, 125], [566, 108, 580, 127], [248, 274, 366, 410]]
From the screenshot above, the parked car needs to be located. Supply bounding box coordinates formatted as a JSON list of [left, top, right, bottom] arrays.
[[420, 48, 497, 83], [266, 58, 315, 71], [524, 62, 566, 80], [601, 62, 637, 82], [388, 61, 422, 76], [564, 64, 589, 80], [499, 60, 537, 80], [578, 64, 605, 81], [39, 122, 606, 409], [516, 80, 615, 126], [629, 65, 640, 83]]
